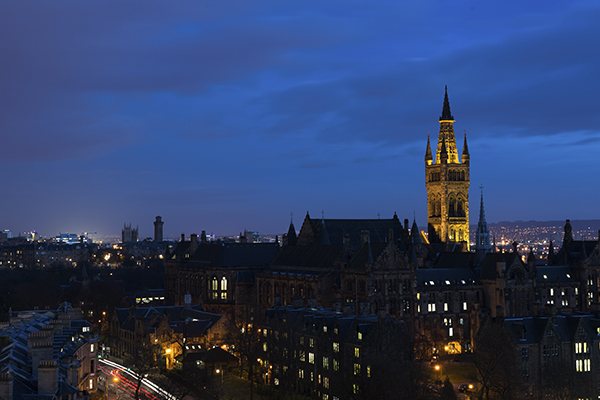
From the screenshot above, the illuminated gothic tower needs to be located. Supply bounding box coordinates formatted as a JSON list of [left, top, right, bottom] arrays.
[[425, 86, 470, 246]]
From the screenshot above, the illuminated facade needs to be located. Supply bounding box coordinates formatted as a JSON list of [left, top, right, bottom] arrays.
[[425, 86, 470, 246]]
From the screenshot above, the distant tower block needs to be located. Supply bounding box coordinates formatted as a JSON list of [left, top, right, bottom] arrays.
[[154, 216, 164, 242], [425, 86, 470, 247]]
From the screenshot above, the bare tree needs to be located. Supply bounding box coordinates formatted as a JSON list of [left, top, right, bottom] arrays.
[[473, 319, 522, 400]]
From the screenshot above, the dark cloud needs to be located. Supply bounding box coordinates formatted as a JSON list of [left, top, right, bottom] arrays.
[[0, 1, 598, 236]]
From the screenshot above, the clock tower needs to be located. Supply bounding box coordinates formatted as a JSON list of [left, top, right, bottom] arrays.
[[425, 86, 470, 247]]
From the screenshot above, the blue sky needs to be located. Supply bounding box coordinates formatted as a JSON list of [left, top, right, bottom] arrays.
[[1, 1, 599, 239]]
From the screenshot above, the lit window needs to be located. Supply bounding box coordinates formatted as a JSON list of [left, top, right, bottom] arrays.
[[367, 365, 371, 377], [354, 363, 360, 375], [90, 344, 95, 353], [353, 384, 359, 394], [309, 338, 314, 348], [263, 343, 267, 352], [354, 347, 360, 358], [357, 331, 362, 340], [333, 342, 339, 353], [274, 378, 279, 386], [444, 303, 448, 312], [428, 303, 436, 312], [462, 302, 467, 311], [309, 353, 315, 364], [323, 357, 329, 369], [333, 360, 339, 371], [550, 288, 554, 296], [323, 377, 329, 389], [299, 369, 304, 379], [323, 326, 327, 333]]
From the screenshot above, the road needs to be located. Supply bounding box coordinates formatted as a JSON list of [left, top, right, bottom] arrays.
[[99, 359, 177, 400]]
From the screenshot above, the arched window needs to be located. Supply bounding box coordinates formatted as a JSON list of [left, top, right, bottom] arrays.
[[449, 198, 456, 217], [457, 200, 464, 217], [220, 277, 228, 300], [458, 229, 463, 241], [211, 277, 218, 300]]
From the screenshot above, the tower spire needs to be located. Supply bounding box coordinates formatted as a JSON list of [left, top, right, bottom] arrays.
[[440, 85, 454, 121]]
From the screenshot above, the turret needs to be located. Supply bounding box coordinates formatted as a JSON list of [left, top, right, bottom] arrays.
[[462, 132, 470, 165], [425, 135, 433, 166], [440, 139, 448, 164], [286, 216, 297, 246]]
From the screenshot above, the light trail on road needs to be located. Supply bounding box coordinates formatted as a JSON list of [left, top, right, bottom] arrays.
[[99, 359, 177, 400]]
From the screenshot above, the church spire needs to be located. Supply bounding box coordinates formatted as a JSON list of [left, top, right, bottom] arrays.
[[474, 186, 491, 264], [440, 85, 454, 121]]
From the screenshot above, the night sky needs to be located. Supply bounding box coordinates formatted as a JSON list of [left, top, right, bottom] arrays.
[[1, 1, 599, 240]]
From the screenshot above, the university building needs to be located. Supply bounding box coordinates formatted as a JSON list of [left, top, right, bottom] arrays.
[[162, 88, 600, 398]]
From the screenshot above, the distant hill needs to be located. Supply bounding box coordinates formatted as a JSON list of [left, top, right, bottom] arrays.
[[490, 219, 600, 231]]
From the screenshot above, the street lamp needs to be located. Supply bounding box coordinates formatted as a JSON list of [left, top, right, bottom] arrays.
[[434, 364, 442, 385], [216, 369, 223, 399]]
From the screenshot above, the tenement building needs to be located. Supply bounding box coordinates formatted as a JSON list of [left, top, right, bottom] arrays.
[[259, 306, 412, 400], [0, 304, 98, 400]]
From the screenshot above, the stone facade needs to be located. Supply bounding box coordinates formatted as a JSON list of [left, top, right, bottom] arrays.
[[425, 86, 470, 246]]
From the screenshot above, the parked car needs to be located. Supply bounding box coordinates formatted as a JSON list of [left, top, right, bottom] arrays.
[[458, 383, 474, 393]]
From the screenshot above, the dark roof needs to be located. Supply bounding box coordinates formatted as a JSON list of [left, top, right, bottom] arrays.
[[536, 266, 575, 284], [433, 252, 474, 269], [417, 268, 479, 287], [270, 245, 342, 269], [348, 242, 395, 270], [307, 218, 404, 250], [174, 242, 279, 267], [503, 314, 600, 346], [479, 252, 520, 280]]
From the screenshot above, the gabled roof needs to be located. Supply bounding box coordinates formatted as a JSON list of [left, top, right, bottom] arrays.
[[270, 245, 342, 270], [347, 242, 393, 271], [299, 216, 405, 250]]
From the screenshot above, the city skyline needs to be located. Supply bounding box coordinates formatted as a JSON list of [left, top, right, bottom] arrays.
[[1, 1, 599, 238]]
